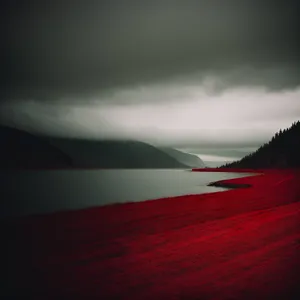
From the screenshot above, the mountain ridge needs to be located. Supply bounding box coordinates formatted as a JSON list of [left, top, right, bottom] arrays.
[[0, 125, 74, 169], [43, 136, 188, 169], [158, 147, 205, 168], [0, 125, 189, 169]]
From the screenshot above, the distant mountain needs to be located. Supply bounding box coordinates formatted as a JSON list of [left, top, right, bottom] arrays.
[[0, 126, 73, 169], [221, 121, 300, 168], [158, 147, 205, 168], [0, 126, 188, 169], [42, 137, 188, 169]]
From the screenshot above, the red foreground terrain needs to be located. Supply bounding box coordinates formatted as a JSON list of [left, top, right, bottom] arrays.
[[3, 168, 300, 299]]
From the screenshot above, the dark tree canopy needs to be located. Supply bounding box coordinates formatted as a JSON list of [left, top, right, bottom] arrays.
[[221, 120, 300, 169]]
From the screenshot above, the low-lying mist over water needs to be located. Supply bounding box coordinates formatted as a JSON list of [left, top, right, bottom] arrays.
[[0, 170, 255, 218]]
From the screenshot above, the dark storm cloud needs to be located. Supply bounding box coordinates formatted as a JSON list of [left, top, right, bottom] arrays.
[[2, 0, 300, 164], [2, 0, 300, 103]]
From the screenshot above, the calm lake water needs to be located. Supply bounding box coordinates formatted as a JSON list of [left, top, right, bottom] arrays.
[[0, 169, 255, 218]]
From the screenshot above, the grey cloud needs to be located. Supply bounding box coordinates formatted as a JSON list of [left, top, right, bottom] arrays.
[[2, 0, 300, 103], [1, 86, 299, 142], [1, 0, 300, 164]]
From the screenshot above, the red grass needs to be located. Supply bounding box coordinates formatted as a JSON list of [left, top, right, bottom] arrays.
[[3, 168, 300, 299]]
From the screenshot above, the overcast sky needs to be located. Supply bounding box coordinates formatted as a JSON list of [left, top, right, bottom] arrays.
[[1, 0, 300, 166]]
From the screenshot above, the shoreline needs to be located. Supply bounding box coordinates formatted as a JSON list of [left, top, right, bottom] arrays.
[[192, 168, 263, 189], [3, 168, 300, 299]]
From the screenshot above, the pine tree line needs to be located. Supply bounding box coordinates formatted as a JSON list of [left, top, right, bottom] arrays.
[[220, 120, 300, 168]]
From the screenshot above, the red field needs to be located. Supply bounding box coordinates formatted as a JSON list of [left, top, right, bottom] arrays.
[[3, 168, 300, 299]]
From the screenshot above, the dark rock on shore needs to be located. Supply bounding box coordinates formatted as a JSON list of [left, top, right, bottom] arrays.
[[208, 181, 252, 189]]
